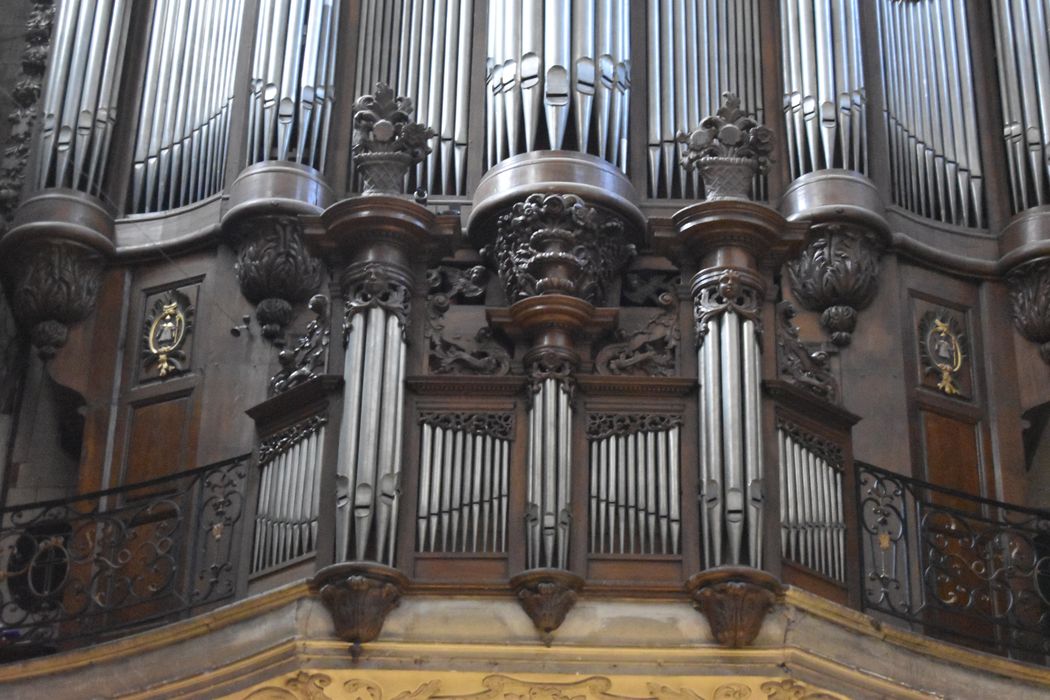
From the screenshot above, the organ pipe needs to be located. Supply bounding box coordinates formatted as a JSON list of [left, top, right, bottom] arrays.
[[992, 0, 1050, 214], [526, 379, 573, 569], [488, 0, 630, 172], [876, 0, 984, 228], [36, 0, 132, 196]]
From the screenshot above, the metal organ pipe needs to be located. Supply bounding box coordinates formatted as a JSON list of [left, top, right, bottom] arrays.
[[876, 0, 984, 228], [992, 0, 1050, 213], [524, 380, 573, 569], [487, 0, 630, 171], [36, 0, 131, 196]]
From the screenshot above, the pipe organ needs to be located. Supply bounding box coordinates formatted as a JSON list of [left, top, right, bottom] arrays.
[[992, 0, 1050, 214], [486, 0, 630, 171], [36, 0, 131, 195], [648, 0, 764, 198], [779, 0, 865, 178], [248, 0, 340, 171], [526, 378, 574, 569], [130, 0, 244, 213], [876, 0, 984, 228]]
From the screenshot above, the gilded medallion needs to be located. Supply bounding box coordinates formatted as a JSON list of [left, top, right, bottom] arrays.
[[143, 290, 194, 378], [919, 311, 965, 396]]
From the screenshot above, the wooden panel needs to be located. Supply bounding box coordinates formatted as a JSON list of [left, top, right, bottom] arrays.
[[587, 557, 682, 583], [123, 392, 193, 488], [922, 410, 983, 505]]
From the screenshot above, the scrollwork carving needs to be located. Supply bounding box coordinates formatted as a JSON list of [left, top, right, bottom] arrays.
[[525, 348, 577, 401], [622, 271, 680, 307], [586, 413, 683, 440], [0, 0, 55, 224], [1008, 259, 1050, 364], [425, 265, 509, 375], [786, 223, 884, 347], [340, 261, 412, 343], [775, 301, 836, 403], [232, 215, 322, 342], [270, 294, 330, 395], [595, 294, 679, 377], [259, 414, 328, 466], [692, 268, 764, 344], [483, 193, 634, 305], [418, 412, 513, 440], [775, 418, 843, 469], [3, 241, 104, 359]]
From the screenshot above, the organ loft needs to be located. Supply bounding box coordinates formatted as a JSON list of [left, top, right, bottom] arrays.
[[0, 1, 1049, 697]]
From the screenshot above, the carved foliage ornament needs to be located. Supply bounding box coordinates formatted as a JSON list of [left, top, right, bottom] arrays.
[[1008, 259, 1050, 364], [596, 291, 679, 377], [918, 310, 966, 396], [787, 223, 884, 347], [341, 261, 412, 344], [418, 411, 514, 440], [3, 241, 104, 358], [142, 289, 194, 378], [246, 673, 846, 700], [693, 268, 764, 343], [0, 0, 55, 223], [233, 215, 322, 342], [775, 418, 844, 469], [525, 347, 577, 401], [270, 294, 330, 395], [510, 570, 584, 645], [586, 413, 683, 440], [484, 193, 634, 305], [425, 265, 509, 375], [312, 564, 408, 658], [775, 301, 837, 403], [686, 569, 783, 649], [259, 414, 327, 466], [353, 82, 435, 195]]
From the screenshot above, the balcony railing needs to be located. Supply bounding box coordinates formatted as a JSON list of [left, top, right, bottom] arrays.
[[858, 461, 1050, 661], [0, 455, 249, 659]]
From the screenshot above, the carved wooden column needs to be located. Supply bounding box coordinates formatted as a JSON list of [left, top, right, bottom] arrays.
[[469, 151, 644, 641], [675, 95, 807, 570]]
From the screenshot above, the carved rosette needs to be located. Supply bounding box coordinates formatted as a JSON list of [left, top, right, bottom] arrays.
[[484, 193, 634, 306], [353, 83, 435, 195], [775, 301, 837, 402], [3, 240, 105, 359], [678, 93, 774, 201], [232, 215, 323, 343], [692, 267, 765, 344], [1008, 259, 1050, 364], [340, 261, 412, 342], [510, 569, 584, 646], [270, 294, 330, 394], [786, 223, 884, 347], [311, 563, 409, 658], [686, 567, 783, 648]]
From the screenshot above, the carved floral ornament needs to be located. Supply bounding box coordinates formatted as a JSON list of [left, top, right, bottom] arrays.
[[786, 223, 884, 348], [352, 82, 435, 195], [243, 673, 845, 700], [270, 294, 330, 395], [483, 193, 635, 306], [692, 267, 765, 344], [775, 301, 837, 403]]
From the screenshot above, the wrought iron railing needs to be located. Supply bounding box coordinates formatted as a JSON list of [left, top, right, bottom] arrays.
[[0, 455, 249, 657], [858, 461, 1050, 661]]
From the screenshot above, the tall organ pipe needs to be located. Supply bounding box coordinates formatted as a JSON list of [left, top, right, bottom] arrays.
[[876, 0, 983, 228], [488, 0, 630, 172], [525, 379, 573, 569], [36, 0, 131, 196], [778, 0, 864, 180]]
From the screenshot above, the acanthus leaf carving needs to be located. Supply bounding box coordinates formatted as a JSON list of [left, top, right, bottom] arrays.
[[3, 240, 105, 359], [484, 193, 634, 306], [341, 261, 412, 344], [596, 293, 679, 377], [692, 268, 765, 344], [686, 568, 783, 649], [586, 413, 683, 440], [270, 294, 330, 395], [425, 265, 510, 376], [232, 215, 323, 343], [259, 414, 328, 466], [418, 411, 514, 440], [311, 563, 408, 659], [786, 223, 884, 347], [510, 569, 584, 646], [775, 301, 837, 403], [1008, 259, 1050, 364]]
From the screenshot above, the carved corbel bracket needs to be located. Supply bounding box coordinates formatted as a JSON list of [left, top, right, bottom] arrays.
[[510, 568, 584, 646], [226, 214, 323, 344], [311, 562, 409, 659], [1007, 258, 1050, 364], [685, 567, 784, 648], [0, 191, 114, 359], [786, 222, 885, 347]]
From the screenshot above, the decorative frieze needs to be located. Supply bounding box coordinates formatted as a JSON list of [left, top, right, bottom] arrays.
[[258, 414, 328, 466], [418, 412, 514, 441], [586, 413, 683, 441]]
